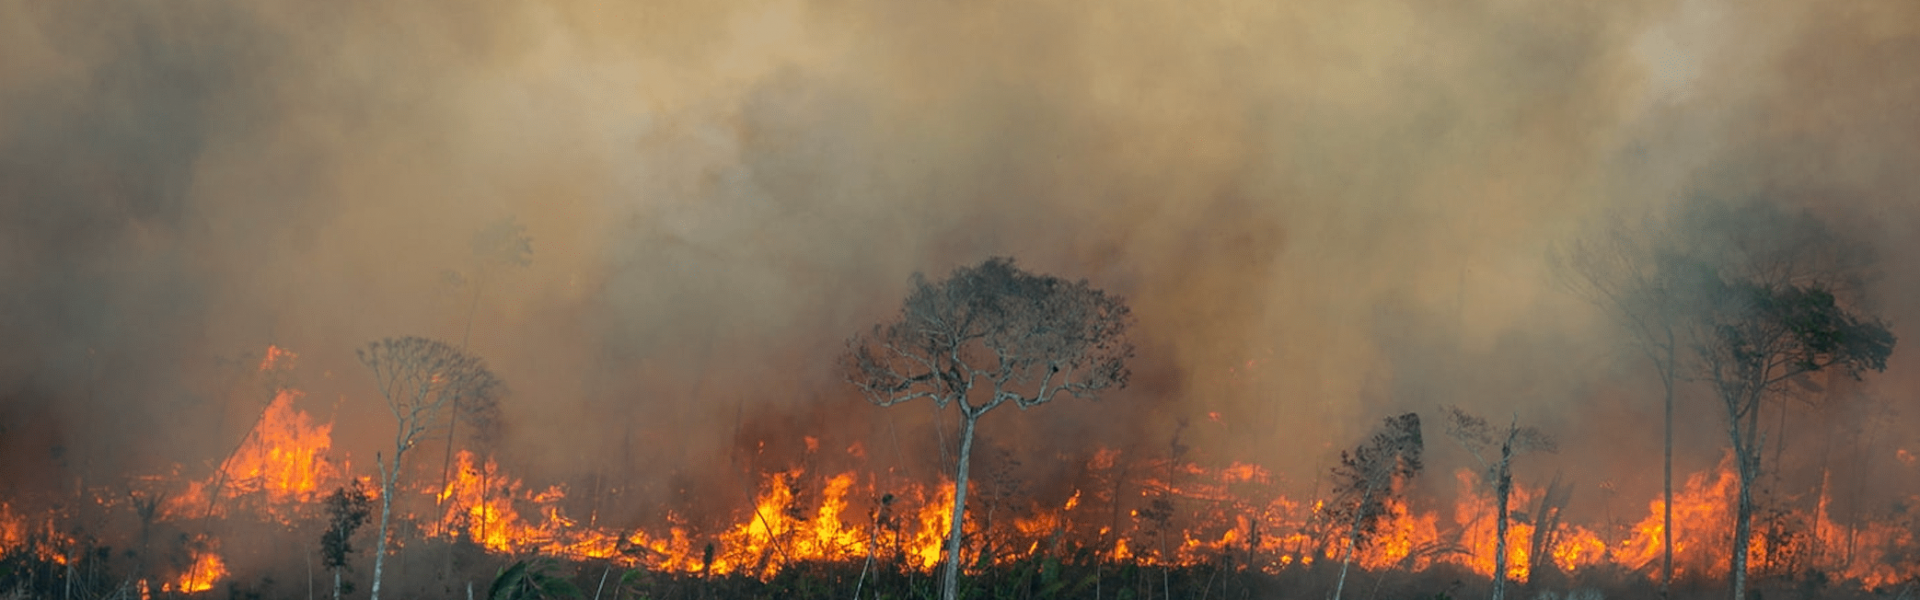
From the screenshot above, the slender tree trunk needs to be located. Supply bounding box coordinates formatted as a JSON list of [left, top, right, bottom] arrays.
[[1727, 389, 1762, 600], [1731, 450, 1756, 600], [439, 405, 460, 505], [441, 277, 484, 510], [1661, 337, 1675, 597], [372, 450, 403, 600], [1332, 483, 1376, 600], [1493, 456, 1512, 600], [941, 411, 980, 600], [333, 568, 342, 600]]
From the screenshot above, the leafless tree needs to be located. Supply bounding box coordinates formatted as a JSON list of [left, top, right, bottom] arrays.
[[1442, 406, 1557, 600], [843, 257, 1134, 600], [436, 216, 529, 509], [357, 336, 504, 600], [1327, 412, 1424, 600], [1552, 213, 1697, 595]]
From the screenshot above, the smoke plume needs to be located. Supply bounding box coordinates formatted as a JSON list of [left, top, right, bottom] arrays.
[[1, 0, 1917, 531]]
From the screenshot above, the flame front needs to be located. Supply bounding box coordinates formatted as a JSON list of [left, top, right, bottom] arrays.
[[221, 389, 339, 503], [18, 346, 1917, 592]]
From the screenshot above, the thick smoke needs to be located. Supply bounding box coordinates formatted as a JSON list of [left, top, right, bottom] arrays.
[[1, 0, 1917, 532]]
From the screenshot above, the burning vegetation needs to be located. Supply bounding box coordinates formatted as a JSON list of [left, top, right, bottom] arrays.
[[2, 215, 1919, 600], [5, 343, 1920, 600], [1, 203, 1917, 600], [8, 0, 1920, 598], [7, 382, 1919, 598]]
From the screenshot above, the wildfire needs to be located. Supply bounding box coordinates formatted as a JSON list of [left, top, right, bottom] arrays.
[[1447, 469, 1609, 581], [220, 389, 340, 503], [168, 541, 228, 594], [1352, 496, 1443, 571], [0, 502, 77, 566], [31, 347, 1920, 593], [421, 451, 962, 577], [1610, 457, 1742, 578], [158, 359, 344, 522], [432, 450, 541, 554]]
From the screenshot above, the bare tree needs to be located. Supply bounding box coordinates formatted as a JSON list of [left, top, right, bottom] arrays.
[[843, 257, 1134, 600], [1552, 214, 1696, 595], [1327, 412, 1424, 600], [357, 336, 504, 600], [437, 216, 529, 509], [1441, 406, 1557, 600]]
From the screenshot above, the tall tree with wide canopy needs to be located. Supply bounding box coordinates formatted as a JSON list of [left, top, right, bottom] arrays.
[[1566, 198, 1892, 600], [843, 257, 1134, 600], [1694, 279, 1892, 600], [1676, 199, 1893, 600]]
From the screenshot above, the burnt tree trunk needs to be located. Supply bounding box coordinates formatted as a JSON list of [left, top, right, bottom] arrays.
[[1727, 386, 1764, 600], [1493, 444, 1513, 600], [1661, 333, 1676, 597]]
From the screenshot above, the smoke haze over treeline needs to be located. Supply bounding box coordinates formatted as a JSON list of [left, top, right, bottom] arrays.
[[2, 0, 1918, 536]]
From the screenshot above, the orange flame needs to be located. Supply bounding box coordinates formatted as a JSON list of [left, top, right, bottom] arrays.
[[170, 543, 227, 593], [77, 371, 1920, 597], [0, 502, 78, 565], [220, 389, 339, 503], [432, 450, 543, 554]]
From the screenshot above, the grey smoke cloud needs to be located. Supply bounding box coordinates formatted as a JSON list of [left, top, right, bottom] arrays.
[[0, 0, 1915, 527]]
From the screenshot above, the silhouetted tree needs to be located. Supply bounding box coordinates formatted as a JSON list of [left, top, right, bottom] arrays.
[[357, 336, 504, 600], [320, 480, 373, 600], [1327, 412, 1424, 600], [1693, 280, 1892, 600], [843, 257, 1134, 600], [1442, 406, 1557, 600], [1663, 199, 1892, 600], [1562, 198, 1893, 600]]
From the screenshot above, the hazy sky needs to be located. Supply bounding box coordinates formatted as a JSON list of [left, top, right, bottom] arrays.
[[2, 0, 1917, 523]]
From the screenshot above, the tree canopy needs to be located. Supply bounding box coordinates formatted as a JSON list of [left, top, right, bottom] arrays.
[[844, 256, 1134, 415]]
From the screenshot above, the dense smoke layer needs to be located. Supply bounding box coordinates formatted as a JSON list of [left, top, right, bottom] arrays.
[[1, 0, 1917, 533]]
